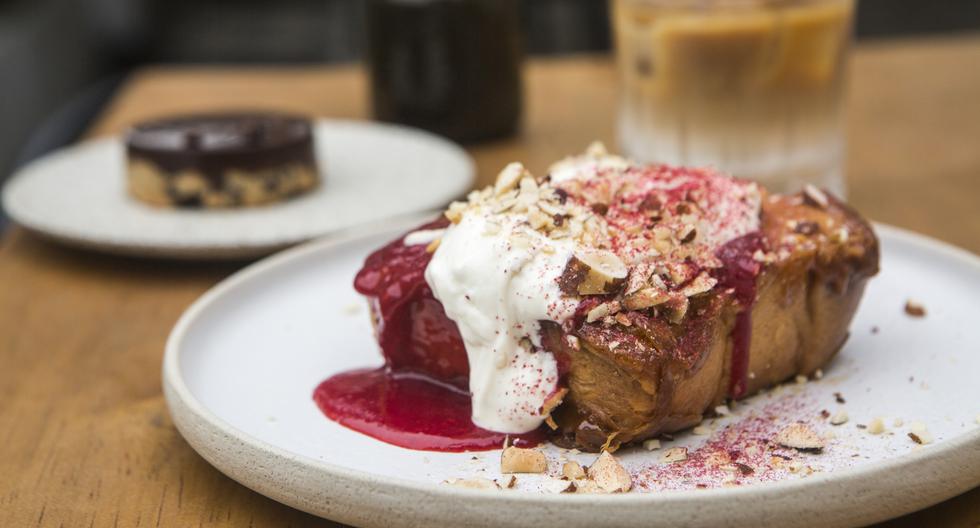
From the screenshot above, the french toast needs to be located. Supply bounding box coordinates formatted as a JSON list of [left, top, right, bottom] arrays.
[[352, 145, 878, 451]]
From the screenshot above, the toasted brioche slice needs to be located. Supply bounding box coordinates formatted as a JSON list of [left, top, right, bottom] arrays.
[[547, 191, 878, 451]]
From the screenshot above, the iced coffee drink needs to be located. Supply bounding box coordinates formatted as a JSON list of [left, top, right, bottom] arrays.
[[612, 0, 854, 194]]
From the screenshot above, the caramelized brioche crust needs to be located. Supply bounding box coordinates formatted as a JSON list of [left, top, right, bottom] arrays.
[[551, 191, 879, 451]]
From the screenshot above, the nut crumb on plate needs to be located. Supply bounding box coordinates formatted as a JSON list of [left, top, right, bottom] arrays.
[[585, 452, 632, 493], [643, 438, 661, 451], [908, 422, 934, 444], [500, 447, 548, 474], [776, 423, 825, 451], [830, 411, 849, 425], [562, 460, 586, 480], [661, 447, 688, 463], [867, 417, 886, 435], [445, 478, 499, 490], [904, 299, 926, 317]]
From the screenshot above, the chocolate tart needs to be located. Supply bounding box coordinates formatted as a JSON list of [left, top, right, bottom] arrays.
[[125, 112, 319, 208]]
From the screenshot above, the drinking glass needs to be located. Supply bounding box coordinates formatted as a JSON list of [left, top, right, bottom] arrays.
[[612, 0, 855, 195]]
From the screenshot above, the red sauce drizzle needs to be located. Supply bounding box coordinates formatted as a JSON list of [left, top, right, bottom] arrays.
[[314, 369, 545, 452], [713, 232, 766, 398], [314, 219, 544, 451]]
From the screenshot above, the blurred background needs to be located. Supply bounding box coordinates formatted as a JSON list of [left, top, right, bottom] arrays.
[[2, 0, 980, 230]]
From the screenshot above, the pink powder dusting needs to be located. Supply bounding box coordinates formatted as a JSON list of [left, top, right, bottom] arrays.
[[632, 395, 834, 491]]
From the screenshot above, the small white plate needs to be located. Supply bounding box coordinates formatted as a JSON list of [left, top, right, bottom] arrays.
[[2, 120, 474, 259], [163, 219, 980, 528]]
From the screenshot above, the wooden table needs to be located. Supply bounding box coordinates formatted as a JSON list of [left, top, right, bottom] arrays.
[[2, 35, 979, 527]]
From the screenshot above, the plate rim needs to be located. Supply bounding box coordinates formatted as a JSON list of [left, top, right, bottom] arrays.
[[1, 119, 475, 259], [162, 220, 980, 527]]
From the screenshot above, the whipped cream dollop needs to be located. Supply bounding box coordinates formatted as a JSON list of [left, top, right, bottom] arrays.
[[424, 210, 578, 433], [418, 147, 762, 434]]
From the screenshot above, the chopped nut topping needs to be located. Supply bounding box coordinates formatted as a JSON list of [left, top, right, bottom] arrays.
[[642, 438, 661, 451], [776, 423, 825, 451], [500, 447, 548, 474], [622, 287, 671, 310], [680, 273, 718, 298], [445, 201, 467, 224], [803, 184, 829, 208], [565, 250, 628, 296], [562, 460, 586, 480], [904, 299, 926, 317], [425, 238, 441, 253], [795, 374, 808, 385], [586, 452, 632, 493], [692, 424, 711, 435], [494, 162, 528, 195], [586, 301, 620, 323], [661, 447, 688, 463], [678, 224, 697, 244], [540, 388, 567, 425]]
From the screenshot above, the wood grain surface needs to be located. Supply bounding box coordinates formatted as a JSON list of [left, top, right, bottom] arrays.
[[2, 35, 979, 527]]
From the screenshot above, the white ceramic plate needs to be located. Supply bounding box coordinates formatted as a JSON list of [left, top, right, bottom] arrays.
[[2, 120, 473, 259], [163, 219, 980, 528]]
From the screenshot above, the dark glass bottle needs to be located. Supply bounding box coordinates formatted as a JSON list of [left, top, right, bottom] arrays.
[[366, 0, 523, 142]]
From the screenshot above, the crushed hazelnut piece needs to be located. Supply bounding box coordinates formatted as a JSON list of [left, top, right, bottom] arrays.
[[680, 273, 717, 297], [445, 201, 467, 223], [494, 162, 527, 195], [830, 411, 849, 425], [776, 423, 825, 451], [425, 238, 441, 253], [692, 425, 711, 435], [904, 299, 926, 317], [622, 287, 671, 310], [803, 184, 829, 208], [795, 375, 808, 385], [893, 418, 904, 427], [814, 369, 824, 380], [678, 224, 697, 244], [562, 460, 586, 480], [586, 301, 619, 323], [661, 447, 688, 463], [643, 438, 661, 451], [500, 447, 547, 474], [714, 404, 731, 416], [867, 417, 886, 435], [586, 452, 633, 493]]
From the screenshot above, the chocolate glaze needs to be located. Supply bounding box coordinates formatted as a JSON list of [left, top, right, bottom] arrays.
[[125, 112, 317, 186]]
